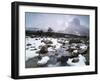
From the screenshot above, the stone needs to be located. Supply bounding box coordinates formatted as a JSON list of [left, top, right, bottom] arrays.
[[26, 43, 31, 46], [39, 46, 48, 54], [72, 58, 79, 63]]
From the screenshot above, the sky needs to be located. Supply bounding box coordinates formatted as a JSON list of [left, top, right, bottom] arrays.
[[25, 12, 89, 36]]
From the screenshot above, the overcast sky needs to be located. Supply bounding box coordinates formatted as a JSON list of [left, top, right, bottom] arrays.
[[25, 12, 89, 33]]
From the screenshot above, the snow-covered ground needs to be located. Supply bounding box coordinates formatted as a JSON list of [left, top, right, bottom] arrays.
[[25, 36, 89, 68], [26, 37, 62, 61]]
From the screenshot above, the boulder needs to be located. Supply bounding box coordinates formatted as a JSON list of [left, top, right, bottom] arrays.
[[39, 46, 48, 54], [57, 56, 69, 66], [72, 58, 79, 63]]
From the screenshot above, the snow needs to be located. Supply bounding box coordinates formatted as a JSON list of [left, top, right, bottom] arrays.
[[37, 56, 50, 65], [65, 40, 69, 44], [25, 36, 88, 67], [26, 37, 42, 61], [80, 44, 87, 50], [26, 50, 39, 61], [50, 38, 62, 50], [25, 37, 59, 61], [48, 47, 55, 52], [73, 50, 78, 53], [67, 54, 86, 66]]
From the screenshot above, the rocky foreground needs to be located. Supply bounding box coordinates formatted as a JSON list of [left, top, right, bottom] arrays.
[[25, 35, 89, 68]]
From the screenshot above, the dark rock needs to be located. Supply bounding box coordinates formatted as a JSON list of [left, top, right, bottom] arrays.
[[69, 53, 79, 58], [27, 43, 31, 46], [41, 39, 53, 44], [46, 44, 52, 47], [31, 46, 35, 48], [69, 39, 82, 44], [37, 64, 47, 67], [72, 58, 79, 63], [39, 46, 48, 54], [85, 61, 89, 65], [67, 48, 74, 52], [30, 48, 37, 51], [37, 55, 42, 60], [55, 53, 58, 56], [57, 56, 69, 66], [41, 39, 45, 43], [60, 56, 69, 63], [35, 38, 38, 40]]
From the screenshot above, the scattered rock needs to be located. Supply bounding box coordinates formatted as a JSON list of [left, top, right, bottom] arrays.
[[69, 39, 82, 44], [25, 36, 88, 67]]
